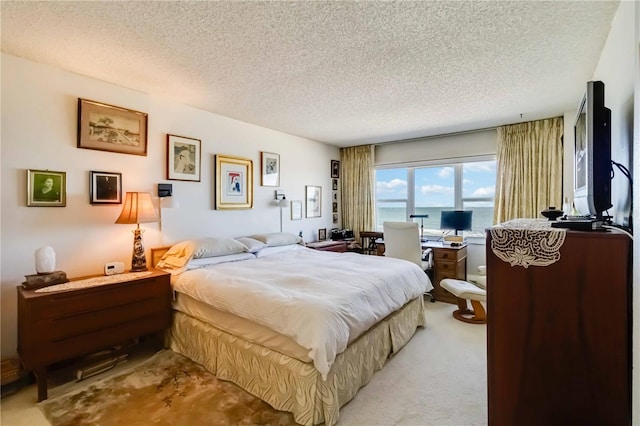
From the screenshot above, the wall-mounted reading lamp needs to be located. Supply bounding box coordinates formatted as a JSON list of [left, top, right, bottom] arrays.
[[274, 190, 288, 232]]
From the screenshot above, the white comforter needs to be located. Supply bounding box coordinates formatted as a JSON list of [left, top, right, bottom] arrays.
[[171, 247, 432, 379]]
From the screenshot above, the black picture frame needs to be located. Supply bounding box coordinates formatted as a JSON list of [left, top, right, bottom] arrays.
[[331, 160, 340, 178], [90, 171, 122, 204]]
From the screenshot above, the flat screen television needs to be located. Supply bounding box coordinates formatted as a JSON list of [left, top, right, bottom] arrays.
[[573, 80, 612, 220], [440, 210, 472, 235]]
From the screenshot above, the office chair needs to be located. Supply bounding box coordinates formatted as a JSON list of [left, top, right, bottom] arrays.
[[382, 222, 435, 301]]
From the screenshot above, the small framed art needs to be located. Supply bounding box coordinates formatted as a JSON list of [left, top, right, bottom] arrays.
[[331, 160, 340, 178], [332, 179, 338, 190], [291, 200, 303, 220], [167, 134, 201, 181], [261, 152, 280, 187], [215, 154, 253, 209], [332, 202, 338, 213], [318, 228, 327, 241], [90, 171, 122, 204], [77, 98, 148, 156], [27, 169, 66, 207], [305, 185, 321, 218], [333, 213, 338, 223]]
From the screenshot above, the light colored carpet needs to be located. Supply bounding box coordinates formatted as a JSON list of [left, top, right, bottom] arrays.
[[3, 299, 486, 425]]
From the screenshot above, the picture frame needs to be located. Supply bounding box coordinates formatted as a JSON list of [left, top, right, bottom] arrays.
[[89, 171, 122, 204], [260, 152, 280, 187], [318, 228, 327, 241], [332, 179, 338, 190], [333, 213, 339, 224], [305, 185, 322, 218], [167, 134, 201, 182], [331, 160, 340, 178], [27, 169, 66, 207], [332, 202, 338, 213], [215, 154, 253, 209], [291, 200, 303, 220], [77, 98, 148, 156]]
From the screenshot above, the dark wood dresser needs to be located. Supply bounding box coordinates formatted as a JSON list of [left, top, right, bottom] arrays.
[[17, 269, 171, 401], [486, 226, 631, 425]]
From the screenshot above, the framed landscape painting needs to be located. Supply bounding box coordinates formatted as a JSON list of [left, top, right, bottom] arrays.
[[77, 98, 148, 156], [215, 154, 253, 209]]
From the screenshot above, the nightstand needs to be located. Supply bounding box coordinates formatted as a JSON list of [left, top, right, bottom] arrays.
[[17, 269, 171, 401]]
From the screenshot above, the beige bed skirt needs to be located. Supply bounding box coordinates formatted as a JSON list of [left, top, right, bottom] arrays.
[[166, 296, 426, 426]]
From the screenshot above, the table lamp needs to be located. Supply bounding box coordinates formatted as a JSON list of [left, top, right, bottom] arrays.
[[115, 192, 159, 271]]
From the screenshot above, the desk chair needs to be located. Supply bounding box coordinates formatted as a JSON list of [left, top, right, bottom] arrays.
[[382, 222, 435, 301]]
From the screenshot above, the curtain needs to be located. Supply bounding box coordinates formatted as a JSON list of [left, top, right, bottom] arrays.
[[340, 145, 375, 240], [494, 117, 564, 224]]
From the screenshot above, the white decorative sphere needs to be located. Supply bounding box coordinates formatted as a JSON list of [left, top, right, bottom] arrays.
[[35, 246, 56, 274]]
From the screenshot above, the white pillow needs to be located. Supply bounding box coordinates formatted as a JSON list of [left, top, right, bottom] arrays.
[[255, 244, 301, 258], [235, 237, 267, 253], [249, 232, 302, 247], [186, 252, 255, 270], [192, 238, 248, 258]]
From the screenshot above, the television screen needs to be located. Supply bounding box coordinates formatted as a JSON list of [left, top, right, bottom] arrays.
[[573, 81, 611, 219], [440, 210, 472, 235]]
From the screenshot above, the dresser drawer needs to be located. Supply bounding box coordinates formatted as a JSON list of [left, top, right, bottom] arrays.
[[433, 247, 467, 262]]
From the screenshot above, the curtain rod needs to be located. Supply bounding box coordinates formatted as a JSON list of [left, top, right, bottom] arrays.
[[373, 125, 498, 147]]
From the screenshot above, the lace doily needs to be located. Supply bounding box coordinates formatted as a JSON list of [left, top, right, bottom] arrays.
[[35, 271, 153, 293], [490, 219, 566, 268]]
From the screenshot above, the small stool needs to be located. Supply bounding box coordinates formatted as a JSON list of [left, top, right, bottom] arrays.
[[440, 278, 487, 324]]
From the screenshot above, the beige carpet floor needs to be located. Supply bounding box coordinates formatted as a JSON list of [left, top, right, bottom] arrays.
[[1, 299, 487, 425]]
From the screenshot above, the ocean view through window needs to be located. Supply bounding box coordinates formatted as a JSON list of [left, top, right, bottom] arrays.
[[375, 159, 496, 237]]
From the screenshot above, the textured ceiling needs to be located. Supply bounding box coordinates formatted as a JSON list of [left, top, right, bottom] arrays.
[[1, 1, 619, 147]]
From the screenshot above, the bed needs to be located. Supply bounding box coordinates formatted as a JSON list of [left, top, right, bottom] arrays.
[[152, 232, 432, 426]]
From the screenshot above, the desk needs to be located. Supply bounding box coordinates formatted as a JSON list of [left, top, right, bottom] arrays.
[[376, 240, 467, 304]]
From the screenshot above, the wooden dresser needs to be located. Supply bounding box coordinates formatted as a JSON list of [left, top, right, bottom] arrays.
[[486, 226, 631, 425], [429, 243, 467, 304], [17, 269, 171, 401]]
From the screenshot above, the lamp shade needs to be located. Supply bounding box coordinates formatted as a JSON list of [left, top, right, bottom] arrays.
[[115, 192, 159, 225], [278, 198, 289, 208]]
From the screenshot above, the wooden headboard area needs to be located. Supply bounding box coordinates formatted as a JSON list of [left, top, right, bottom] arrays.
[[150, 246, 172, 268]]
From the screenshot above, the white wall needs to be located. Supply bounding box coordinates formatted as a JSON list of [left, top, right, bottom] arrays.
[[0, 54, 339, 359]]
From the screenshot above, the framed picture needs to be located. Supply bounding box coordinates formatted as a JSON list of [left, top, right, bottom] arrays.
[[27, 169, 66, 207], [331, 160, 340, 178], [318, 228, 327, 241], [332, 202, 338, 213], [215, 154, 253, 209], [90, 171, 122, 204], [77, 98, 148, 156], [333, 192, 337, 201], [291, 200, 303, 220], [332, 179, 338, 190], [333, 213, 339, 223], [260, 152, 280, 187], [167, 134, 201, 181], [305, 185, 321, 218]]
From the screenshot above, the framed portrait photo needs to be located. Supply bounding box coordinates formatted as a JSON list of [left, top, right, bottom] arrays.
[[318, 228, 327, 241], [331, 160, 340, 178], [77, 98, 148, 156], [332, 179, 338, 191], [260, 152, 280, 187], [167, 134, 201, 181], [333, 213, 339, 223], [215, 154, 253, 209], [90, 171, 122, 204], [305, 185, 321, 218], [27, 169, 66, 207], [291, 200, 303, 220]]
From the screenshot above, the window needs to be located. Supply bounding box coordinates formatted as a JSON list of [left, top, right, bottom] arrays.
[[375, 158, 496, 237]]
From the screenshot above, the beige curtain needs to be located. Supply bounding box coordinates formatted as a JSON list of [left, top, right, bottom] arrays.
[[494, 117, 564, 224], [340, 145, 375, 240]]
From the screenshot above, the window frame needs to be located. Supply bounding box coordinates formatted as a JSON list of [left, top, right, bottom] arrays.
[[375, 155, 496, 236]]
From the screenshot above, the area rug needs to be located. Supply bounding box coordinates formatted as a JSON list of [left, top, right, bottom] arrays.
[[38, 350, 297, 426]]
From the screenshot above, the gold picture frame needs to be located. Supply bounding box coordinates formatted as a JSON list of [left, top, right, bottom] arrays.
[[77, 98, 148, 156], [215, 154, 253, 209], [27, 169, 66, 207], [167, 134, 201, 182]]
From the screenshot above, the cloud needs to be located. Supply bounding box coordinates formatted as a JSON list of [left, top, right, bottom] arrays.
[[472, 186, 495, 197], [420, 184, 454, 195], [465, 162, 496, 173], [377, 178, 407, 194], [437, 167, 454, 178]]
